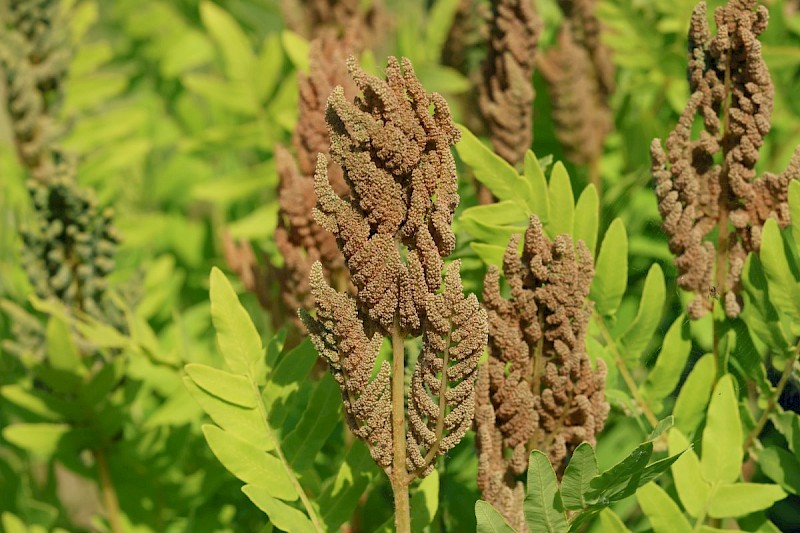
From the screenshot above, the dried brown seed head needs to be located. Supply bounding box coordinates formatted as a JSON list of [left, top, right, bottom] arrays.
[[318, 56, 461, 334], [479, 0, 541, 169], [652, 0, 800, 319], [476, 216, 608, 528], [539, 0, 614, 167]]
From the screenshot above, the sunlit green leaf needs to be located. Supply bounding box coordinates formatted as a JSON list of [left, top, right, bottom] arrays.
[[590, 219, 628, 317], [636, 482, 692, 533], [707, 483, 786, 518], [701, 374, 742, 484]]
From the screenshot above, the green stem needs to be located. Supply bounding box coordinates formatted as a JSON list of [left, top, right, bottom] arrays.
[[390, 323, 411, 533], [594, 312, 658, 429], [743, 342, 800, 452], [95, 448, 124, 533], [249, 380, 324, 532]]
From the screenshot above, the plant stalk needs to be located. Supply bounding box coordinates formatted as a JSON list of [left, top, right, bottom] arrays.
[[391, 323, 411, 533], [594, 312, 658, 429], [95, 448, 124, 533]]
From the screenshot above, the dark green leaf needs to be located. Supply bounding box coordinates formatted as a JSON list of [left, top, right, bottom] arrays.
[[560, 443, 598, 511], [758, 446, 800, 495], [524, 451, 568, 533], [282, 374, 341, 470]]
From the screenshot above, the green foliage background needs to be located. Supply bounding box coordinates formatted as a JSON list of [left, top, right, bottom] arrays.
[[1, 0, 800, 531]]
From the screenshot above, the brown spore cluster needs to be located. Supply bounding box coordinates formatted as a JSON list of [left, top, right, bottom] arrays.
[[479, 0, 541, 169], [652, 0, 800, 319], [301, 56, 487, 479], [476, 216, 608, 530], [539, 0, 614, 169]]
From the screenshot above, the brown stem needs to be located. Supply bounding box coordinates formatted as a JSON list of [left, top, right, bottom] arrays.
[[528, 307, 547, 451], [390, 323, 411, 533], [95, 448, 124, 533], [594, 312, 658, 429], [414, 321, 453, 476], [743, 342, 800, 451]]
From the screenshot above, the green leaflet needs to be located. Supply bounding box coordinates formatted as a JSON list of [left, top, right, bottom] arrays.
[[641, 314, 692, 412], [618, 263, 665, 364], [669, 429, 710, 517], [190, 269, 324, 531], [524, 451, 568, 533], [281, 31, 310, 73], [586, 442, 653, 503], [573, 184, 599, 256], [200, 1, 257, 82], [598, 509, 631, 533], [202, 425, 298, 501], [209, 266, 264, 375], [707, 483, 787, 518], [701, 375, 742, 485], [673, 354, 715, 435], [455, 125, 535, 211], [184, 377, 274, 451], [475, 501, 516, 533], [184, 364, 256, 408], [758, 219, 800, 329], [410, 470, 440, 531], [243, 486, 317, 533], [256, 34, 284, 101], [424, 0, 461, 57], [590, 219, 628, 317], [758, 446, 800, 495], [282, 374, 341, 471], [0, 385, 65, 422], [636, 482, 693, 533], [2, 423, 71, 457], [45, 317, 83, 374], [789, 180, 800, 247], [318, 442, 378, 531], [741, 255, 794, 353], [560, 443, 598, 511], [523, 150, 551, 226], [262, 338, 319, 427], [547, 162, 574, 238], [471, 242, 508, 270]]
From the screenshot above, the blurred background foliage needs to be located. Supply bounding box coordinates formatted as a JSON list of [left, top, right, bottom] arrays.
[[2, 0, 800, 531]]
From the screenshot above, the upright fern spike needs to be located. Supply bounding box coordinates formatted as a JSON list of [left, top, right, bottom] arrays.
[[539, 0, 614, 188], [652, 0, 800, 320], [479, 0, 541, 170], [0, 0, 71, 182], [476, 216, 609, 531], [301, 56, 488, 533]]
